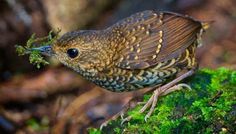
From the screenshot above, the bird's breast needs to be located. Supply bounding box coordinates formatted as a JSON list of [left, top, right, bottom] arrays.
[[87, 64, 179, 92]]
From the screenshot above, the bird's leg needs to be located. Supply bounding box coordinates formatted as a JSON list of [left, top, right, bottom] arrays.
[[100, 97, 141, 130], [100, 106, 129, 130], [144, 83, 192, 120], [122, 69, 195, 123], [161, 83, 192, 96]]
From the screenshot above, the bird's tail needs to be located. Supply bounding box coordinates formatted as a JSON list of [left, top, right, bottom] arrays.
[[201, 20, 214, 31], [196, 20, 214, 47]]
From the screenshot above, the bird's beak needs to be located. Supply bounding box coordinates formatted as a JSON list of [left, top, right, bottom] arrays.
[[31, 45, 54, 56]]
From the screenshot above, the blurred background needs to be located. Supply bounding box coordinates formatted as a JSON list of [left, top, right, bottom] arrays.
[[0, 0, 236, 133]]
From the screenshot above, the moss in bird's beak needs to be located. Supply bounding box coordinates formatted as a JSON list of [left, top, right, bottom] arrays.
[[15, 29, 61, 68], [31, 46, 54, 56]]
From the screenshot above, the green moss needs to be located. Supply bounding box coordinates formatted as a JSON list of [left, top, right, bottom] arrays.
[[26, 116, 49, 132], [89, 68, 236, 134], [15, 29, 61, 68]]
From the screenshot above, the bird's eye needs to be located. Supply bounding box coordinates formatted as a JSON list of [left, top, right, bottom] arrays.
[[67, 48, 79, 58]]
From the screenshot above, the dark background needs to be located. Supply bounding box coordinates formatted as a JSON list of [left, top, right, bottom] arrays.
[[0, 0, 235, 133]]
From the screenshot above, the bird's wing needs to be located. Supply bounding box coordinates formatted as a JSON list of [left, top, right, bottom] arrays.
[[109, 10, 202, 69]]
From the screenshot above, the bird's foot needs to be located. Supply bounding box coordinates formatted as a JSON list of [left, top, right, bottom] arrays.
[[121, 69, 195, 124], [100, 104, 130, 130], [100, 121, 109, 130], [121, 83, 192, 123], [143, 83, 192, 120]]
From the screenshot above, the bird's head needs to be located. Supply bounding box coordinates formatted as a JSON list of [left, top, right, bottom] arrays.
[[33, 30, 111, 74]]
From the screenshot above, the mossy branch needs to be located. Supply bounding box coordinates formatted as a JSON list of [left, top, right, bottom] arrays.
[[89, 68, 236, 134]]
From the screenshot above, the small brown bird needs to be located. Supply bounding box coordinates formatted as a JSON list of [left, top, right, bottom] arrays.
[[35, 10, 208, 120]]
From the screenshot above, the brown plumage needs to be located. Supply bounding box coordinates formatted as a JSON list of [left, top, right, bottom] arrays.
[[34, 10, 209, 121], [109, 11, 201, 70], [37, 10, 207, 92]]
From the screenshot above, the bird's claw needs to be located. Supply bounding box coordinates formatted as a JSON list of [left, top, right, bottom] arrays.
[[121, 116, 132, 125], [132, 83, 192, 122], [102, 83, 192, 127], [144, 115, 149, 122], [120, 112, 125, 120], [178, 83, 192, 90], [100, 121, 108, 130]]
